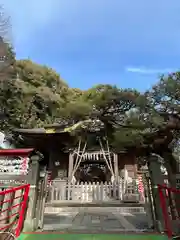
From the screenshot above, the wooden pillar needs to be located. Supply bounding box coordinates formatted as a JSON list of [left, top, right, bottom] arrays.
[[48, 148, 54, 172], [114, 153, 119, 181], [68, 153, 74, 181]]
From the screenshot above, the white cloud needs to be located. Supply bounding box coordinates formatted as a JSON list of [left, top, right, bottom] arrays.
[[125, 67, 174, 74]]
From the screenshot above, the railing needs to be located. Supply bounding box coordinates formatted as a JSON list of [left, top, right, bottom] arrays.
[[158, 184, 180, 238], [47, 179, 143, 203], [0, 184, 30, 239]]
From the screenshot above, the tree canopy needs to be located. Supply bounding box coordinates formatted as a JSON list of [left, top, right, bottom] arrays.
[[0, 59, 83, 130]]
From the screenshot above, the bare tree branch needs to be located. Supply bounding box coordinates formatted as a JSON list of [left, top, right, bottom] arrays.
[[0, 5, 14, 121], [0, 5, 12, 43], [0, 5, 13, 74]]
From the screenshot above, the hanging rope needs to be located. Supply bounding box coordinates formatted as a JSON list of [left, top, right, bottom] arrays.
[[106, 138, 114, 175], [99, 138, 114, 176], [71, 141, 87, 179], [73, 138, 81, 172]]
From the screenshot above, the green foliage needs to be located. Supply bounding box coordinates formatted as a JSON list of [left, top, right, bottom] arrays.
[[0, 58, 81, 131], [59, 101, 92, 123], [113, 128, 144, 149], [147, 72, 180, 157]]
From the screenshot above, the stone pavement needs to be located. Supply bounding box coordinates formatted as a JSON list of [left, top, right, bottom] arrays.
[[43, 207, 149, 233]]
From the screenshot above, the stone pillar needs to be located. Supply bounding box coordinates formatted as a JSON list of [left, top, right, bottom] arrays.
[[144, 173, 155, 229], [24, 154, 40, 231], [68, 153, 74, 181], [148, 154, 165, 232], [114, 153, 119, 182]]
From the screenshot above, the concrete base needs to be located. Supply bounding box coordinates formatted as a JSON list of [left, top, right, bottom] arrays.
[[43, 206, 149, 232], [45, 201, 145, 207], [23, 218, 37, 232]]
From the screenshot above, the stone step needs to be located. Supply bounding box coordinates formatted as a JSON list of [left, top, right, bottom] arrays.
[[45, 206, 145, 214]]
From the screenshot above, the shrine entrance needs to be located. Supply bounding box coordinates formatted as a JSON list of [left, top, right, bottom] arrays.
[[71, 151, 118, 183], [68, 137, 119, 183], [48, 137, 124, 203], [78, 161, 107, 183]]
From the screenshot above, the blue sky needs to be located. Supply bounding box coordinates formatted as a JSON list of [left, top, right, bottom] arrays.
[[2, 0, 180, 91]]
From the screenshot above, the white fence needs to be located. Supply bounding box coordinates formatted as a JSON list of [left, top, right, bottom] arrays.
[[48, 179, 142, 203]]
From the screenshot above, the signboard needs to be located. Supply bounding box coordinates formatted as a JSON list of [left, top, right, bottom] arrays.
[[0, 156, 29, 175]]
